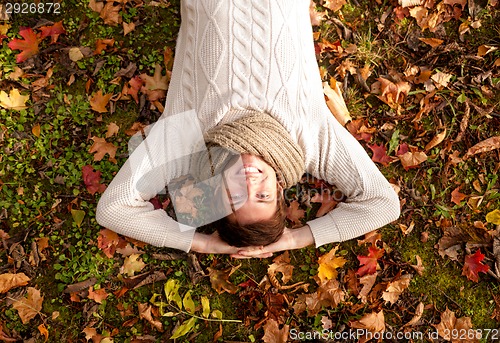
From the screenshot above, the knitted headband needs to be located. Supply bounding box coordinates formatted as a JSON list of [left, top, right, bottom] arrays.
[[194, 111, 305, 189]]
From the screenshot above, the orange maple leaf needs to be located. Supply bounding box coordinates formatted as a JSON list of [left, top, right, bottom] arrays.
[[39, 21, 66, 44], [88, 287, 108, 304], [8, 27, 40, 63], [89, 136, 117, 163], [90, 90, 113, 113]]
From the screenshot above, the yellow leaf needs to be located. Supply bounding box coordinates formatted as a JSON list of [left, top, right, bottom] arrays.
[[317, 246, 347, 282], [182, 290, 195, 314], [486, 209, 500, 225], [120, 253, 146, 276], [170, 317, 196, 339], [0, 89, 29, 110], [201, 296, 210, 318]]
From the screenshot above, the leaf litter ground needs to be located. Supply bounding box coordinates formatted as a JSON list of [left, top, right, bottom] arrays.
[[0, 0, 499, 342]]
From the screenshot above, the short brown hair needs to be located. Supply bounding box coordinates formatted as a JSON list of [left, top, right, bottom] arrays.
[[216, 192, 287, 247]]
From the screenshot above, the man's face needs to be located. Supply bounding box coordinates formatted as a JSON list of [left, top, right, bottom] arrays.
[[222, 154, 279, 224]]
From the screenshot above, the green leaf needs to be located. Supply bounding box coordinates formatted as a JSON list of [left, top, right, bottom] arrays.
[[486, 209, 500, 225], [212, 310, 222, 320], [170, 317, 197, 339], [456, 92, 467, 103], [387, 129, 400, 155], [183, 290, 195, 314], [201, 296, 210, 318], [71, 209, 85, 228], [162, 311, 176, 317]]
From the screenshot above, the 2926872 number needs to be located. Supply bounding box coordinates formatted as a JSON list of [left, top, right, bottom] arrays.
[[5, 2, 61, 15]]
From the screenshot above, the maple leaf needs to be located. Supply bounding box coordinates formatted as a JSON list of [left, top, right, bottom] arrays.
[[356, 246, 385, 277], [8, 27, 40, 63], [120, 253, 146, 276], [141, 64, 169, 91], [12, 287, 43, 324], [346, 119, 375, 142], [317, 245, 347, 282], [82, 327, 100, 342], [138, 303, 163, 332], [87, 287, 108, 304], [90, 90, 113, 113], [433, 307, 478, 343], [94, 38, 115, 55], [368, 144, 393, 166], [450, 186, 466, 205], [462, 250, 489, 282], [105, 122, 120, 138], [0, 88, 30, 110], [82, 165, 107, 195], [0, 273, 30, 293], [349, 310, 385, 343], [97, 229, 126, 258], [268, 251, 294, 285], [89, 136, 117, 163], [382, 274, 412, 305], [323, 78, 352, 126], [39, 21, 66, 44], [286, 201, 305, 226], [262, 319, 289, 343], [100, 2, 122, 26], [207, 265, 240, 294], [311, 190, 339, 217], [126, 76, 144, 103]]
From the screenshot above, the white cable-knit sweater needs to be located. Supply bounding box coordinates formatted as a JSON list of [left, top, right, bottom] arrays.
[[96, 0, 401, 252]]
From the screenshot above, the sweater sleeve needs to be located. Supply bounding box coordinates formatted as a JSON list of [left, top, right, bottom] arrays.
[[305, 108, 401, 247], [95, 111, 203, 252]]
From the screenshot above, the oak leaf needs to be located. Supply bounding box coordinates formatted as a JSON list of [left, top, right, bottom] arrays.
[[382, 274, 412, 304], [356, 246, 384, 277], [462, 249, 489, 282], [39, 21, 66, 43], [287, 201, 305, 226], [317, 245, 347, 282], [12, 287, 43, 324], [207, 265, 240, 294], [90, 90, 112, 113], [88, 287, 108, 304], [120, 253, 146, 276], [368, 144, 393, 166], [0, 88, 29, 110], [82, 165, 107, 195], [262, 319, 289, 343], [8, 27, 40, 63], [0, 273, 30, 293], [89, 137, 117, 163]]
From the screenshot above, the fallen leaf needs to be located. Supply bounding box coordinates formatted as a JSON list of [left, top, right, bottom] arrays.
[[356, 246, 385, 277], [486, 209, 500, 225], [0, 88, 30, 110], [309, 1, 327, 26], [375, 77, 411, 109], [120, 253, 146, 276], [89, 136, 117, 163], [262, 319, 289, 343], [123, 22, 135, 36], [97, 229, 125, 258], [88, 0, 104, 13], [349, 310, 385, 342], [346, 119, 375, 142], [88, 287, 109, 304], [418, 37, 444, 47], [424, 128, 447, 151], [317, 245, 347, 282], [105, 122, 120, 138], [82, 327, 100, 342], [358, 272, 377, 303], [433, 307, 478, 343], [323, 78, 352, 126], [140, 64, 169, 91], [100, 2, 122, 26], [368, 144, 393, 166], [477, 44, 497, 57], [287, 201, 305, 226], [126, 76, 144, 103], [323, 0, 347, 12], [69, 47, 85, 62], [0, 273, 30, 293], [404, 302, 425, 327], [94, 38, 115, 55], [39, 21, 66, 43], [462, 249, 489, 282], [8, 27, 40, 63], [138, 303, 163, 331], [451, 187, 466, 205], [357, 230, 382, 247], [411, 255, 425, 276], [382, 274, 412, 304], [463, 136, 500, 160], [71, 209, 85, 228], [431, 71, 453, 89], [12, 287, 43, 324], [207, 265, 240, 294], [37, 324, 48, 342], [82, 165, 107, 195], [399, 150, 427, 170], [268, 251, 294, 285], [311, 189, 339, 217], [90, 90, 112, 113]]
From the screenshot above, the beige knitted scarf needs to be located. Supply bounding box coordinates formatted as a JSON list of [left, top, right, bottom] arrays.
[[194, 112, 305, 189]]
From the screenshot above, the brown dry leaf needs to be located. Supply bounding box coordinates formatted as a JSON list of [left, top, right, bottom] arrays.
[[317, 245, 347, 282], [82, 327, 100, 342], [424, 128, 447, 151], [409, 6, 429, 30], [431, 72, 453, 89], [88, 0, 103, 13], [287, 200, 305, 226], [382, 274, 412, 305], [357, 230, 382, 247], [358, 273, 377, 304], [100, 2, 122, 26], [140, 64, 169, 91], [309, 1, 327, 26], [433, 307, 478, 343], [94, 38, 115, 55], [88, 287, 108, 304], [404, 302, 425, 327], [399, 150, 427, 170], [262, 319, 289, 343], [90, 90, 112, 113], [105, 122, 120, 138], [463, 136, 500, 160], [116, 243, 144, 257], [138, 303, 163, 332], [451, 186, 467, 205], [7, 66, 24, 80], [268, 251, 294, 285], [418, 37, 444, 48], [311, 190, 339, 217], [120, 253, 146, 276], [123, 22, 135, 36], [89, 136, 117, 163], [323, 0, 347, 12], [207, 265, 240, 294], [12, 287, 43, 324], [0, 273, 30, 293], [317, 279, 345, 308], [349, 310, 385, 342], [375, 77, 411, 109], [477, 44, 497, 57], [411, 255, 425, 276], [323, 79, 352, 126]]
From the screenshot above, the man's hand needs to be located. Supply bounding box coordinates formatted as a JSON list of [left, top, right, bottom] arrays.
[[230, 225, 314, 259], [190, 231, 241, 255]]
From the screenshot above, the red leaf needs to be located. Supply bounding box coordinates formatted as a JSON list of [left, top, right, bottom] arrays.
[[8, 27, 40, 63], [128, 76, 144, 103], [39, 21, 66, 43], [82, 165, 107, 195], [462, 250, 489, 282], [396, 143, 409, 156], [368, 144, 393, 166], [356, 246, 385, 277]]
